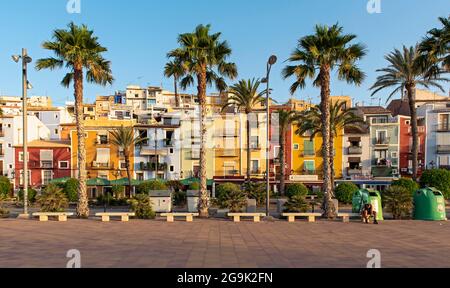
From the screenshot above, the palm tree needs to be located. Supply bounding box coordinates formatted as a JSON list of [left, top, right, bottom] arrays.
[[164, 59, 186, 107], [419, 16, 450, 72], [110, 126, 147, 195], [282, 24, 366, 218], [168, 24, 237, 217], [277, 109, 297, 195], [371, 46, 447, 181], [295, 101, 365, 186], [36, 22, 113, 218], [222, 79, 266, 182]]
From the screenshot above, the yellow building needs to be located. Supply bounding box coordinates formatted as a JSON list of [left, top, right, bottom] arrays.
[[290, 96, 351, 181], [61, 119, 136, 197]]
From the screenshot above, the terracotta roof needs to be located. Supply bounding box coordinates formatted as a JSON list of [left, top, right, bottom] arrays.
[[15, 140, 70, 148], [356, 106, 392, 115], [387, 100, 411, 116]]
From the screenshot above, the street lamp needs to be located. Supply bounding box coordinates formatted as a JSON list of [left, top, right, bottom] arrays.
[[12, 48, 32, 218], [262, 55, 277, 217]]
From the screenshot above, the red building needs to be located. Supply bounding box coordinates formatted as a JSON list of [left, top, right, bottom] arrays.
[[14, 140, 71, 189], [398, 115, 426, 177]]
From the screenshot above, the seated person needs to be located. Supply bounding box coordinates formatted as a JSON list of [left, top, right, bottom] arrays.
[[361, 203, 378, 224]]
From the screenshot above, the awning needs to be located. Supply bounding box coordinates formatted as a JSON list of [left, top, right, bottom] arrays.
[[96, 148, 110, 163], [110, 178, 143, 186], [50, 177, 71, 184], [180, 177, 214, 186], [40, 150, 53, 161], [348, 157, 361, 163], [98, 131, 108, 136], [87, 178, 111, 186]]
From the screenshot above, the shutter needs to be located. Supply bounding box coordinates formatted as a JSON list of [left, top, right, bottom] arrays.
[[40, 150, 53, 161], [96, 148, 110, 163]]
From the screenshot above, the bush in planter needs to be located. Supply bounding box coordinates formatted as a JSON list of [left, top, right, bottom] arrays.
[[37, 184, 69, 213], [167, 180, 183, 192], [391, 178, 419, 195], [285, 183, 309, 199], [420, 169, 450, 199], [173, 190, 187, 206], [130, 194, 156, 219], [18, 187, 38, 204], [284, 194, 309, 213], [136, 180, 168, 194], [62, 178, 79, 202], [0, 176, 12, 199], [214, 183, 247, 212], [335, 182, 359, 204], [383, 186, 413, 219], [243, 182, 266, 206]]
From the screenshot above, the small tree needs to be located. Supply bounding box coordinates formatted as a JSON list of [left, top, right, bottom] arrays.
[[215, 183, 247, 212], [335, 182, 359, 204], [62, 178, 79, 202], [420, 169, 450, 199], [0, 176, 12, 199], [383, 186, 413, 219], [130, 194, 156, 219], [243, 182, 266, 206], [285, 183, 309, 199], [136, 180, 168, 194], [391, 178, 419, 195], [37, 184, 69, 213], [111, 185, 126, 199]]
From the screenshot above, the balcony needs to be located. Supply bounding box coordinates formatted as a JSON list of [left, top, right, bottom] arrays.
[[0, 130, 4, 137], [139, 162, 168, 171], [250, 143, 261, 150], [303, 150, 316, 157], [214, 129, 239, 138], [408, 126, 426, 134], [374, 138, 390, 146], [164, 139, 174, 147], [0, 149, 4, 156], [437, 145, 450, 154], [436, 124, 450, 132], [348, 146, 362, 155], [40, 161, 54, 169], [251, 169, 262, 175], [189, 150, 200, 160], [91, 162, 114, 170], [216, 149, 238, 157], [347, 168, 363, 176], [372, 166, 394, 178]]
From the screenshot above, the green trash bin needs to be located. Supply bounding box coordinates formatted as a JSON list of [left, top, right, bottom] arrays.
[[352, 189, 384, 221], [414, 187, 447, 221]]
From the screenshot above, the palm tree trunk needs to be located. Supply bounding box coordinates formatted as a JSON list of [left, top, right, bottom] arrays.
[[198, 66, 209, 218], [329, 132, 335, 189], [319, 66, 336, 219], [74, 65, 89, 218], [246, 117, 251, 183], [280, 127, 286, 196], [125, 153, 132, 197], [407, 84, 419, 181], [174, 77, 180, 108]]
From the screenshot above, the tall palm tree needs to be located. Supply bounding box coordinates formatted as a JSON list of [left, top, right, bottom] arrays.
[[419, 16, 450, 72], [282, 24, 366, 218], [110, 126, 147, 195], [168, 24, 237, 217], [222, 79, 266, 182], [36, 22, 113, 217], [164, 59, 186, 107], [295, 101, 365, 186], [277, 109, 297, 195], [371, 46, 447, 181]]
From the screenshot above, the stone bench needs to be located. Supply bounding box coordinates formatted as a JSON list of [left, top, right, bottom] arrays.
[[337, 213, 361, 223], [282, 213, 322, 223], [228, 213, 266, 223], [95, 213, 135, 222], [160, 213, 199, 222], [32, 212, 74, 222]]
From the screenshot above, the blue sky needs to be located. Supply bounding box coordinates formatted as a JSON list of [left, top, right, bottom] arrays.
[[0, 0, 448, 106]]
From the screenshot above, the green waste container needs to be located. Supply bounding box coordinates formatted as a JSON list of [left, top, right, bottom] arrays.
[[414, 187, 447, 221], [352, 189, 384, 221]]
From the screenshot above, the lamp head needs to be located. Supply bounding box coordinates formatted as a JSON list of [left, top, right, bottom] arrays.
[[11, 55, 20, 63], [268, 55, 278, 65]]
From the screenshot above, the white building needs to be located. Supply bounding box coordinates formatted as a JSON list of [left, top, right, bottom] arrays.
[[0, 115, 50, 179], [27, 107, 73, 140]]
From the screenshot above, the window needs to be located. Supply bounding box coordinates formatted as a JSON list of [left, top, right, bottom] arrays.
[[59, 161, 69, 169], [304, 161, 315, 174], [8, 143, 11, 148], [375, 150, 388, 160], [19, 152, 29, 162], [42, 170, 53, 185], [293, 143, 300, 150], [97, 132, 109, 144], [304, 140, 315, 156], [250, 136, 260, 149], [273, 146, 280, 159], [170, 165, 174, 172], [169, 148, 174, 154], [118, 161, 127, 170], [224, 163, 236, 176], [98, 172, 108, 179], [135, 94, 139, 98], [54, 129, 59, 135], [251, 160, 259, 174], [376, 130, 388, 144], [391, 152, 398, 158], [19, 170, 31, 186], [55, 113, 59, 119], [139, 130, 148, 145]]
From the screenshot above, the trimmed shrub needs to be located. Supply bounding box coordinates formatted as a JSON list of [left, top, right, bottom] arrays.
[[391, 178, 419, 195], [285, 183, 309, 199], [18, 188, 38, 204], [214, 183, 247, 212], [0, 176, 12, 199], [243, 182, 266, 206], [420, 169, 450, 199], [136, 180, 168, 194], [335, 182, 359, 204], [37, 184, 69, 212], [383, 186, 413, 219], [130, 194, 156, 219], [284, 194, 309, 213], [62, 178, 79, 202]]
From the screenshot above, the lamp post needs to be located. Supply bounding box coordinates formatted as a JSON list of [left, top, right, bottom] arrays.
[[262, 55, 277, 217], [12, 49, 32, 218]]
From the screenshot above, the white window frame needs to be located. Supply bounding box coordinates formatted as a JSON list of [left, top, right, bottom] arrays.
[[119, 161, 127, 170], [58, 161, 69, 169], [293, 143, 300, 150], [41, 170, 53, 186], [391, 152, 398, 158], [19, 152, 29, 162], [303, 160, 316, 172], [251, 159, 260, 174], [19, 170, 31, 186]]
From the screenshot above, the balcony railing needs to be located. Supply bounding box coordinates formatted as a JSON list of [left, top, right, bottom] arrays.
[[251, 169, 262, 175], [250, 143, 261, 150], [437, 145, 450, 154], [348, 146, 362, 155], [216, 149, 237, 157], [91, 162, 114, 169], [347, 168, 363, 176], [303, 150, 316, 157], [375, 138, 390, 145], [139, 162, 168, 171], [372, 166, 394, 178], [41, 161, 54, 169], [436, 124, 450, 132], [164, 139, 174, 147]]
